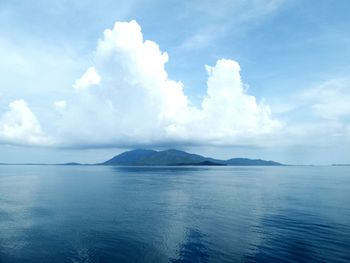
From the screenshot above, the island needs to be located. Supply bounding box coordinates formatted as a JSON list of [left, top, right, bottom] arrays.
[[99, 149, 283, 166], [0, 149, 284, 166]]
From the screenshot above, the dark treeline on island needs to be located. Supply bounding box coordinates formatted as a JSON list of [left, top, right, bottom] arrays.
[[100, 149, 283, 166]]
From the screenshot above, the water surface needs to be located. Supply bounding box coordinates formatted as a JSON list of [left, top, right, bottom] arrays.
[[0, 165, 349, 262]]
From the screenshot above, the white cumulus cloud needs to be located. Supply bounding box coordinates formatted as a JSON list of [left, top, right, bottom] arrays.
[[73, 67, 101, 90], [55, 20, 280, 147], [199, 59, 279, 139], [0, 100, 51, 145]]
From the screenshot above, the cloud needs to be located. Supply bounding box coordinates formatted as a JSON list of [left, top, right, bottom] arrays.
[[277, 78, 350, 121], [305, 79, 350, 120], [265, 78, 350, 147], [73, 67, 101, 90], [55, 20, 280, 147], [179, 0, 286, 50], [0, 100, 51, 145], [53, 100, 67, 112], [202, 59, 279, 136]]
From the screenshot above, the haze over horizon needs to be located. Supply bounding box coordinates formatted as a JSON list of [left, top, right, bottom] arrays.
[[0, 0, 349, 165]]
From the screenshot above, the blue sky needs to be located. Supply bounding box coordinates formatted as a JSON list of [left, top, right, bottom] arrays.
[[0, 0, 349, 164]]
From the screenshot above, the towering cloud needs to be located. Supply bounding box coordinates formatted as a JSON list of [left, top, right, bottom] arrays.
[[0, 20, 280, 148], [55, 20, 280, 147]]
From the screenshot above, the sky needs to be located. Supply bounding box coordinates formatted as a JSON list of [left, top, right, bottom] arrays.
[[0, 0, 350, 164]]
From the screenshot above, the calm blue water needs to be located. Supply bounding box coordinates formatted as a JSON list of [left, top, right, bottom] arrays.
[[0, 165, 350, 262]]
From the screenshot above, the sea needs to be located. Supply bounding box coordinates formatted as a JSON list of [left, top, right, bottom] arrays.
[[0, 165, 349, 262]]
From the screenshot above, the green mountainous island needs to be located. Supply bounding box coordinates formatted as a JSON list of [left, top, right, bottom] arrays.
[[0, 149, 283, 166], [100, 149, 283, 166]]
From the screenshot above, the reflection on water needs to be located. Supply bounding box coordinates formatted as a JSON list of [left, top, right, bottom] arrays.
[[171, 228, 210, 263], [111, 165, 215, 173], [0, 165, 350, 262]]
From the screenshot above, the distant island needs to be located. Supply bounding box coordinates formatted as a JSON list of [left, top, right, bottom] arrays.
[[0, 149, 284, 166], [99, 149, 283, 166]]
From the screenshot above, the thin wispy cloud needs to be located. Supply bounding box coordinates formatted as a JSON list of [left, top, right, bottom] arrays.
[[178, 0, 286, 51]]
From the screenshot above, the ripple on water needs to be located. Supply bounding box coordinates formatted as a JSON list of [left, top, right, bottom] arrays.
[[245, 209, 350, 263]]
